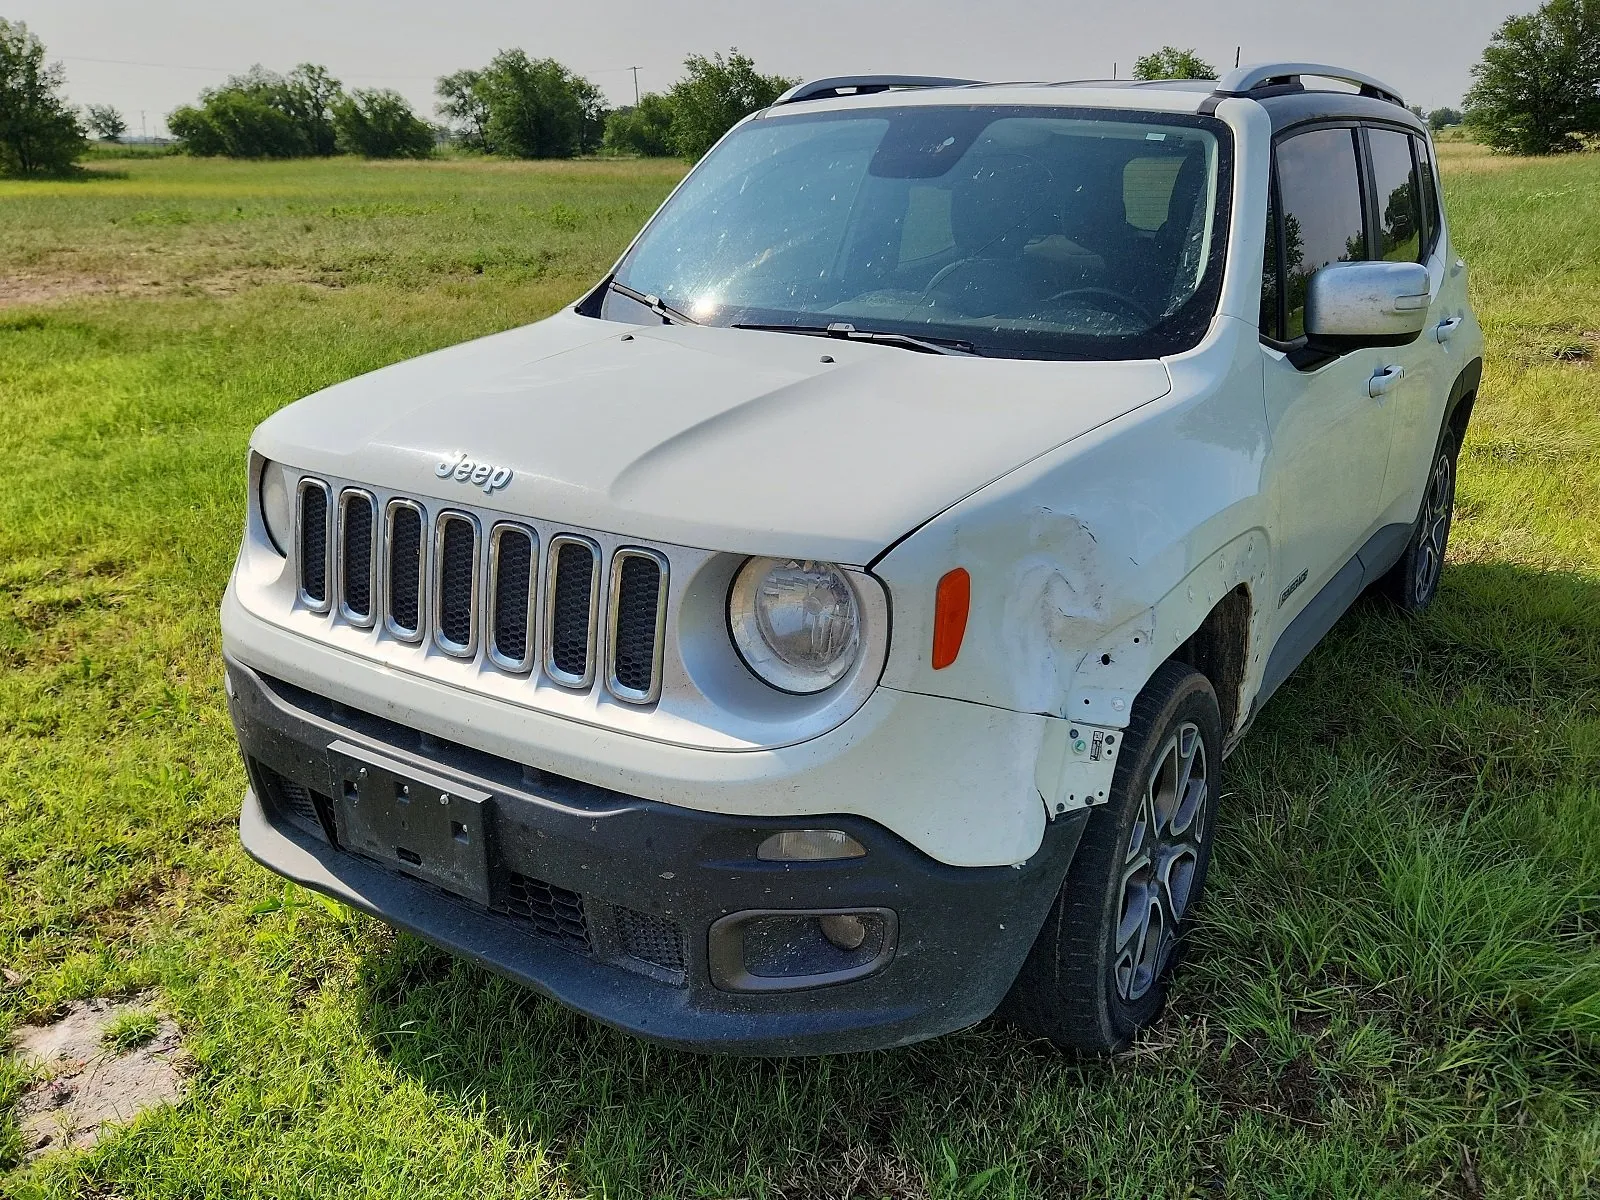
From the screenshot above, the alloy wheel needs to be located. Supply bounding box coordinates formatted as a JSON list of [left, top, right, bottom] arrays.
[[1114, 721, 1209, 1003], [1414, 450, 1455, 605]]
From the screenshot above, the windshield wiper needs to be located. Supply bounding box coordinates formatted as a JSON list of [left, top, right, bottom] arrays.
[[731, 321, 978, 356], [608, 279, 700, 326]]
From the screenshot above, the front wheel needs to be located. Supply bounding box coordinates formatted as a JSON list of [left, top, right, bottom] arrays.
[[1004, 662, 1222, 1053], [1380, 428, 1458, 613]]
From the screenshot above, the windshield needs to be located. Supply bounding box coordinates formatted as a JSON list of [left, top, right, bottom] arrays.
[[604, 105, 1232, 360]]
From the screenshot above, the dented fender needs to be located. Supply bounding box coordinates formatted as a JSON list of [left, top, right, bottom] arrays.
[[874, 316, 1272, 751]]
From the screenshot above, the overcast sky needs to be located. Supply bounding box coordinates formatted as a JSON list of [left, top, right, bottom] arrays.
[[27, 0, 1520, 137]]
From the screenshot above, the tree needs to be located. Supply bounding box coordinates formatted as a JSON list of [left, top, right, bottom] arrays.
[[603, 93, 676, 156], [1465, 0, 1600, 154], [435, 68, 490, 150], [1132, 46, 1218, 81], [1428, 106, 1464, 130], [168, 63, 344, 158], [85, 103, 127, 141], [666, 50, 797, 160], [437, 52, 599, 158], [571, 75, 609, 155], [333, 88, 434, 158], [0, 19, 85, 175]]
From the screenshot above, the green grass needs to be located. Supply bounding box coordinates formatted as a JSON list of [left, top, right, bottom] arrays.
[[100, 1007, 160, 1055], [0, 150, 1597, 1198]]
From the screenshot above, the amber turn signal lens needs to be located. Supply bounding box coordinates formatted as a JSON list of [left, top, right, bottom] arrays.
[[931, 568, 971, 670]]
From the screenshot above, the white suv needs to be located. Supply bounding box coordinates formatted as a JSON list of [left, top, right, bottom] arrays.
[[223, 63, 1483, 1054]]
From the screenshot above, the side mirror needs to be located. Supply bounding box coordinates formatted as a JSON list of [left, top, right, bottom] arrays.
[[1304, 261, 1431, 352]]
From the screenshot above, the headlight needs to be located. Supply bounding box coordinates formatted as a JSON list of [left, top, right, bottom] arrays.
[[258, 458, 293, 556], [729, 557, 861, 694]]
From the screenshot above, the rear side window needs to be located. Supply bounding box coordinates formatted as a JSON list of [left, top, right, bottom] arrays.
[[1413, 135, 1442, 257], [1274, 127, 1367, 341], [1368, 128, 1423, 263]]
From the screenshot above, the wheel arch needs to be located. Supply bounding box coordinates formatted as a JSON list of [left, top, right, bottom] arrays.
[[1445, 357, 1483, 446]]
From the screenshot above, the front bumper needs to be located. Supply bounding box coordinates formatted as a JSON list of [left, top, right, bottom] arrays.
[[226, 659, 1087, 1055]]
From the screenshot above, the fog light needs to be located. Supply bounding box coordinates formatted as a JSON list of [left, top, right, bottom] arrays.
[[757, 829, 866, 861], [708, 907, 898, 992], [817, 913, 868, 950]]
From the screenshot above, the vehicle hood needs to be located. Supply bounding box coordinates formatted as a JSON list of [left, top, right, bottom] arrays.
[[253, 310, 1173, 563]]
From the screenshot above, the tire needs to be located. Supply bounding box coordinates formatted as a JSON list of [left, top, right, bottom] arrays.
[[1004, 662, 1223, 1054], [1379, 426, 1459, 613]]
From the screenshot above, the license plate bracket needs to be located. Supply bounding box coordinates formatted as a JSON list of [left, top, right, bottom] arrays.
[[327, 740, 492, 906]]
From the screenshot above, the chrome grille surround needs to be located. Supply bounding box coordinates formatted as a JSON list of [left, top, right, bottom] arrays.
[[296, 477, 334, 613], [487, 522, 538, 674], [606, 547, 668, 705], [544, 534, 601, 689], [383, 498, 427, 642], [432, 511, 481, 659], [337, 488, 378, 627]]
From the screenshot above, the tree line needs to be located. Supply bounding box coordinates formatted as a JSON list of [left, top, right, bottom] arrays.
[[2, 8, 1597, 177]]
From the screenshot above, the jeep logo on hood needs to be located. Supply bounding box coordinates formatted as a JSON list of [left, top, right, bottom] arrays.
[[436, 452, 513, 495]]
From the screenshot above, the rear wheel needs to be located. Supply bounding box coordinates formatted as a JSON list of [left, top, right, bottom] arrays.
[[1380, 428, 1458, 613], [1005, 662, 1222, 1053]]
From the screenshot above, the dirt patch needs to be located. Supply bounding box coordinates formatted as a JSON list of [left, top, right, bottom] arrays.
[[11, 993, 188, 1159], [0, 267, 339, 310], [0, 275, 116, 309]]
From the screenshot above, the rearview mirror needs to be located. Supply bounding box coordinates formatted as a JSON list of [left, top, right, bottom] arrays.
[[1305, 261, 1431, 352]]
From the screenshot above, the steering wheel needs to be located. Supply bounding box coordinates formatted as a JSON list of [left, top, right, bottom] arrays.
[[1044, 287, 1158, 327]]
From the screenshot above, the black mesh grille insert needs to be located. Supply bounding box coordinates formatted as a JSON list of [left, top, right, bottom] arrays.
[[299, 484, 328, 604], [491, 528, 534, 666], [612, 555, 663, 696], [549, 541, 595, 681], [341, 494, 374, 619], [437, 516, 477, 650], [499, 872, 590, 952], [615, 906, 686, 974], [387, 504, 423, 634], [255, 763, 331, 844]]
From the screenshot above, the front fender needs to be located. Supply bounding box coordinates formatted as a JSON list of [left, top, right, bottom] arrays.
[[873, 317, 1272, 727]]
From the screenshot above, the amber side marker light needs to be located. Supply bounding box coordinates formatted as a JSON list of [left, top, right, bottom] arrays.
[[931, 568, 971, 670]]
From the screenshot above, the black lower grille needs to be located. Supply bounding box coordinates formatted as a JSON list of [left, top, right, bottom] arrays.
[[548, 539, 596, 682], [615, 906, 686, 974], [341, 492, 374, 619], [611, 554, 663, 697], [436, 515, 478, 652], [499, 872, 590, 952], [256, 763, 332, 843], [491, 527, 534, 667], [386, 502, 423, 636], [298, 482, 329, 605]]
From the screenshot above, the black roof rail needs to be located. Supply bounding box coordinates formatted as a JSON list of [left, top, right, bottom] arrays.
[[1213, 61, 1405, 107], [771, 75, 987, 107]]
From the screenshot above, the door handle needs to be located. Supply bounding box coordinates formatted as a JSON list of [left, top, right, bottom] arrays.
[[1369, 364, 1405, 398], [1434, 317, 1463, 343]]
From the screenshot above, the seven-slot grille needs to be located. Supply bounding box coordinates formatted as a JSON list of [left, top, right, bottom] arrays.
[[293, 477, 668, 703]]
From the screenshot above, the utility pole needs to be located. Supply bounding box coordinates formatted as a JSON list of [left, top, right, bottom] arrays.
[[141, 110, 147, 140], [630, 66, 640, 106]]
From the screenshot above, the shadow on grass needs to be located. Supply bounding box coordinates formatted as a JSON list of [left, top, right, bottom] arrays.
[[4, 164, 131, 183], [349, 560, 1600, 1197]]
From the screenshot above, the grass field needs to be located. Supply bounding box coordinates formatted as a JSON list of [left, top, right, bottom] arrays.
[[0, 147, 1597, 1198]]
